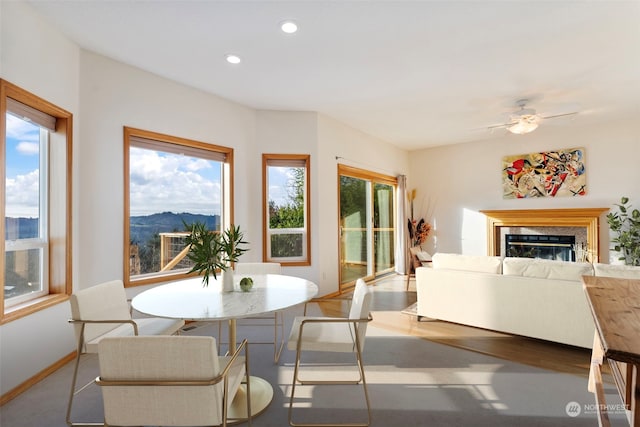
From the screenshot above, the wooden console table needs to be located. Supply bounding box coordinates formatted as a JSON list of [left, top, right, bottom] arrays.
[[583, 275, 640, 427]]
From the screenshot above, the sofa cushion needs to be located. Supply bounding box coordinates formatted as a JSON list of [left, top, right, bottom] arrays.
[[503, 257, 594, 281], [431, 253, 502, 274], [594, 263, 640, 279]]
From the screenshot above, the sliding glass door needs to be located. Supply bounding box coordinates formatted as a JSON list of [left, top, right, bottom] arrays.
[[338, 165, 396, 290]]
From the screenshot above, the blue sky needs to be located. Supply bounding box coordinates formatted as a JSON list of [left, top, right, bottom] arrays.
[[5, 114, 40, 218]]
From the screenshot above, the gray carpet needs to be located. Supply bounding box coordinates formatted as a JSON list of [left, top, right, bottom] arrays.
[[1, 305, 629, 426]]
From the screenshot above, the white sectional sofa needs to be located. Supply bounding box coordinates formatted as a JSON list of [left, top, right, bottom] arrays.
[[415, 253, 640, 349]]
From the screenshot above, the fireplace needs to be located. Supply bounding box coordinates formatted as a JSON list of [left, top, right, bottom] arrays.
[[505, 234, 575, 261], [480, 208, 608, 262]]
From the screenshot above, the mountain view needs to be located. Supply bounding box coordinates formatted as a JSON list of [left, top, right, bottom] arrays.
[[5, 212, 219, 243], [129, 212, 220, 245]]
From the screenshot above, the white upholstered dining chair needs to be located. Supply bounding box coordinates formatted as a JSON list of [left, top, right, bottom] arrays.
[[287, 278, 373, 427], [230, 262, 285, 362], [96, 335, 251, 427], [66, 279, 184, 426]]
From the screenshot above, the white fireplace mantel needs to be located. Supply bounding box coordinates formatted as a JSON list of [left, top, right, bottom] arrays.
[[480, 208, 609, 262]]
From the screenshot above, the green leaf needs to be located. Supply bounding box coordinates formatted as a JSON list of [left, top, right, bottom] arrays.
[[609, 196, 640, 266], [183, 221, 249, 286]]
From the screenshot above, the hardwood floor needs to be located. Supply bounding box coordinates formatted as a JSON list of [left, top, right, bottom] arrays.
[[321, 274, 598, 379]]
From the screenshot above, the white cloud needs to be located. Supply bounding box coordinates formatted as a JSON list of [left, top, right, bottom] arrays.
[[16, 141, 39, 155], [6, 114, 39, 141], [5, 169, 40, 217], [129, 148, 221, 216]]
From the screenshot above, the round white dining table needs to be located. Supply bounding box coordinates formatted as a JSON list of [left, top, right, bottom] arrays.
[[131, 273, 319, 420]]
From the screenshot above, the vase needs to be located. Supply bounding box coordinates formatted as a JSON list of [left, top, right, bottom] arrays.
[[222, 269, 235, 292]]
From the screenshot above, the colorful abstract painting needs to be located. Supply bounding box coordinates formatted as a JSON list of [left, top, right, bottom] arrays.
[[502, 147, 586, 199]]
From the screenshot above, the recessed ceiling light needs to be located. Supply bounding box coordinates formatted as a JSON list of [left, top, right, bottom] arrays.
[[225, 54, 241, 64], [280, 20, 298, 34]]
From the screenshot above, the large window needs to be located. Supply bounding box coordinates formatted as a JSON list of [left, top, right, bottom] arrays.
[[1, 80, 72, 323], [262, 154, 310, 266], [124, 127, 233, 287]]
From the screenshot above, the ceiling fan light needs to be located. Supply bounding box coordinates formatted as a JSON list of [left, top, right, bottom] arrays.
[[508, 120, 539, 135]]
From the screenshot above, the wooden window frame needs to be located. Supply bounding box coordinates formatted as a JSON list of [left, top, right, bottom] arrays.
[[337, 164, 397, 289], [262, 154, 311, 266], [1, 79, 73, 324], [123, 127, 234, 287]]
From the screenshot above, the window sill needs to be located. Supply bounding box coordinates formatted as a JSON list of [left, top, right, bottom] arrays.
[[268, 260, 311, 267], [1, 294, 70, 325]]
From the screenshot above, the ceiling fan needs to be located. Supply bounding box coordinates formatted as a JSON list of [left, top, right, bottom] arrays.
[[488, 99, 578, 135]]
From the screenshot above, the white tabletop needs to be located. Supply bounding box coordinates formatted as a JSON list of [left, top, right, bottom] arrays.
[[131, 274, 319, 321]]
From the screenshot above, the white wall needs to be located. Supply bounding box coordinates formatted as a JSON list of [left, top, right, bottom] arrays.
[[77, 57, 410, 298], [252, 111, 410, 296], [253, 111, 411, 296], [1, 0, 81, 396], [408, 117, 640, 260], [78, 51, 257, 288], [253, 110, 320, 282], [317, 114, 410, 294]]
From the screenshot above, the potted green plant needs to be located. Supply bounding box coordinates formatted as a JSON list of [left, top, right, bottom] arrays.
[[606, 196, 640, 266], [219, 224, 249, 291], [183, 221, 249, 289]]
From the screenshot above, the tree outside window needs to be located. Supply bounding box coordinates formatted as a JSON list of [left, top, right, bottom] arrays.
[[263, 154, 310, 265]]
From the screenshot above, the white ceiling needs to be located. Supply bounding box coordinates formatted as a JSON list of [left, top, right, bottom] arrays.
[[27, 0, 640, 151]]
